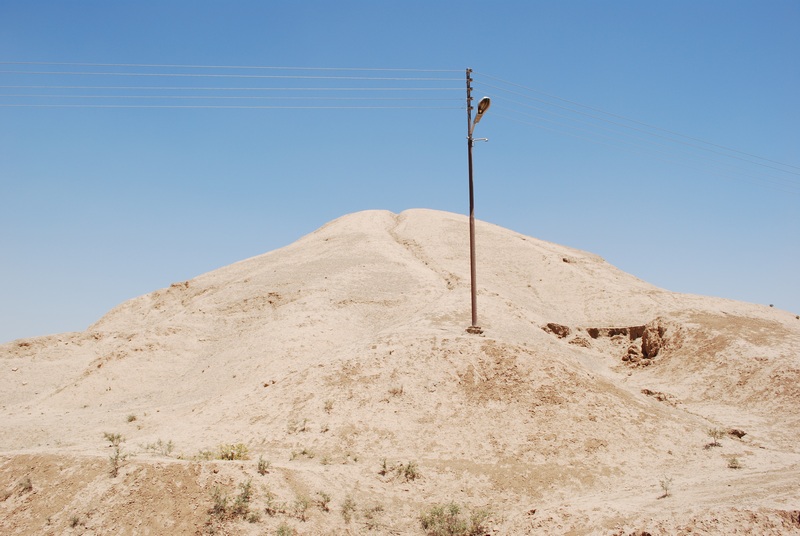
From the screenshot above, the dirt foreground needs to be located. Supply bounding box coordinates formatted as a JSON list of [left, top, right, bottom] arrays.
[[2, 209, 799, 535]]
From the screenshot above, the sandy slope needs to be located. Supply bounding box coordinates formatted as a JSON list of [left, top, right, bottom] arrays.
[[1, 208, 798, 535]]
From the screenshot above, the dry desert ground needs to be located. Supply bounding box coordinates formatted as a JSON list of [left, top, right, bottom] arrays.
[[1, 209, 799, 535]]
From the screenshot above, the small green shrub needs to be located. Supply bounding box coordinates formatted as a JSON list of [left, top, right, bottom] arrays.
[[209, 486, 228, 517], [104, 432, 123, 447], [706, 428, 724, 448], [144, 439, 174, 457], [208, 479, 255, 520], [230, 479, 253, 518], [104, 432, 128, 477], [217, 443, 249, 460], [419, 502, 490, 536], [728, 457, 742, 469], [293, 495, 310, 521], [659, 476, 673, 498], [257, 455, 271, 475], [401, 461, 420, 481]]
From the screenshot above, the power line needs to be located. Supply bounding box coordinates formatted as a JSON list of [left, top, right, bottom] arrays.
[[491, 94, 800, 189], [0, 103, 461, 110], [2, 63, 796, 193], [493, 110, 800, 194], [475, 71, 800, 174], [0, 94, 458, 101], [0, 61, 462, 73], [0, 70, 461, 81], [0, 85, 462, 91]]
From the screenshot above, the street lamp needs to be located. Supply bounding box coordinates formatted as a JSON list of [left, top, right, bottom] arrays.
[[466, 68, 490, 334]]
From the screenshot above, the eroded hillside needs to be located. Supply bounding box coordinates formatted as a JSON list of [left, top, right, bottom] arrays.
[[2, 209, 798, 535]]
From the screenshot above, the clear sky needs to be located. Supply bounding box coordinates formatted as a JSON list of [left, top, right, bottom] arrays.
[[1, 1, 798, 343]]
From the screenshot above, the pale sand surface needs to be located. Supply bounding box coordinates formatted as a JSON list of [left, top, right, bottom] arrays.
[[1, 208, 798, 535]]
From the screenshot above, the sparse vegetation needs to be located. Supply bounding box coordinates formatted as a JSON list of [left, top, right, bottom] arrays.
[[209, 486, 228, 517], [659, 476, 673, 498], [706, 427, 724, 448], [216, 442, 249, 460], [104, 432, 128, 477], [276, 522, 295, 536], [316, 491, 331, 512], [324, 399, 334, 413], [388, 385, 404, 397], [293, 494, 310, 521], [401, 460, 420, 481], [290, 447, 315, 461], [234, 482, 253, 518], [257, 455, 271, 475], [17, 476, 32, 494], [341, 495, 357, 523], [144, 438, 174, 457], [363, 503, 384, 530], [208, 479, 254, 522], [379, 459, 421, 481], [264, 489, 288, 517], [231, 479, 253, 517], [126, 414, 137, 423], [728, 457, 742, 469], [419, 502, 491, 536], [288, 418, 309, 434]]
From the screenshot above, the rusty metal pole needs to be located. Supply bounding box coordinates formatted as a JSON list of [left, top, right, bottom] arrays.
[[466, 68, 481, 334]]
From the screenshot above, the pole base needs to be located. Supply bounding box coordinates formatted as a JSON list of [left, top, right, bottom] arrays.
[[465, 326, 484, 335]]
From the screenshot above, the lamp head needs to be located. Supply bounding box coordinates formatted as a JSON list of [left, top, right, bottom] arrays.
[[473, 96, 491, 128]]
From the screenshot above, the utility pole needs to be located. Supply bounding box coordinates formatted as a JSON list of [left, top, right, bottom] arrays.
[[465, 68, 490, 335]]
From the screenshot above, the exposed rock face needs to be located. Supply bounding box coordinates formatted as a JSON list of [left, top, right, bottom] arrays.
[[543, 322, 570, 338], [642, 318, 669, 358], [585, 326, 645, 340]]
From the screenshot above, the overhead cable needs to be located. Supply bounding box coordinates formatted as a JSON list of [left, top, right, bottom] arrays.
[[492, 94, 800, 189], [0, 61, 462, 73], [475, 71, 800, 174], [0, 70, 460, 81]]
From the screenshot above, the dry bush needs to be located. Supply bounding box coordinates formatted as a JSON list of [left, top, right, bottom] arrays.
[[706, 428, 724, 448], [341, 495, 357, 523], [659, 476, 673, 498], [257, 455, 271, 475], [217, 443, 249, 460], [419, 502, 491, 536], [104, 432, 128, 477]]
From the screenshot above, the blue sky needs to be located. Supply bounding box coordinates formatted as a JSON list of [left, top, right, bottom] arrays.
[[1, 1, 798, 342]]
